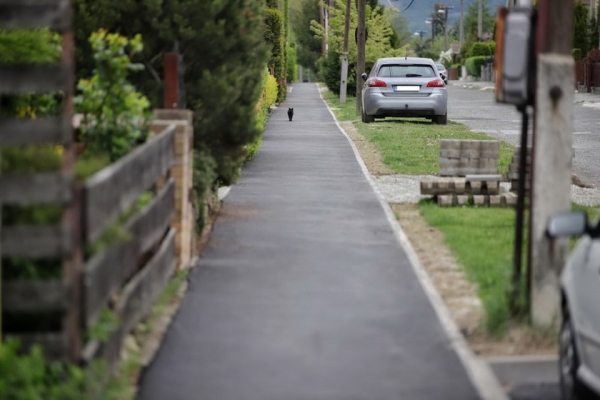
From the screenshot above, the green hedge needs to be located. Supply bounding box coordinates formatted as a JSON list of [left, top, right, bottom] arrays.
[[265, 8, 286, 102], [573, 48, 582, 61], [465, 56, 489, 77], [469, 42, 495, 57]]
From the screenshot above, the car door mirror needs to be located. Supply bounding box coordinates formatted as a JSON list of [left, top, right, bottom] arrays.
[[547, 211, 589, 238], [361, 72, 368, 81]]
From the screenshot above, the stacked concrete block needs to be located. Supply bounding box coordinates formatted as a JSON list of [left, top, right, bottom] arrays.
[[439, 139, 500, 176], [436, 192, 518, 207], [420, 177, 500, 195], [509, 146, 532, 193], [422, 139, 515, 207]]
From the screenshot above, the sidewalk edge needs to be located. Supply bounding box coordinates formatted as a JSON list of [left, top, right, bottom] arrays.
[[318, 84, 509, 400]]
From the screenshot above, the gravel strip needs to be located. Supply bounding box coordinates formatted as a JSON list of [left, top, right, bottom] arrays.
[[373, 174, 600, 207]]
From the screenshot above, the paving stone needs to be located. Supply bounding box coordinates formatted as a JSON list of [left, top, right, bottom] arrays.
[[473, 195, 487, 206], [456, 195, 469, 206], [489, 195, 501, 207], [437, 195, 454, 207], [420, 179, 435, 195], [469, 181, 482, 194], [485, 180, 499, 195]]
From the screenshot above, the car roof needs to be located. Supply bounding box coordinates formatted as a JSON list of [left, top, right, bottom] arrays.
[[376, 57, 435, 65]]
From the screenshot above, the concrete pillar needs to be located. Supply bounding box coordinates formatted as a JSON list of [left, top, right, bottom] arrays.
[[530, 54, 574, 327]]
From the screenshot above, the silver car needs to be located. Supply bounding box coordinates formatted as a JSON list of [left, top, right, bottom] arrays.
[[547, 211, 600, 400], [360, 57, 448, 125]]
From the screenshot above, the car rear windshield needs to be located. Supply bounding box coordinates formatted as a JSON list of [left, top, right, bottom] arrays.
[[377, 64, 436, 78]]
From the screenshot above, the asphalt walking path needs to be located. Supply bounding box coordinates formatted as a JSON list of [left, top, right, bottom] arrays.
[[137, 83, 482, 400]]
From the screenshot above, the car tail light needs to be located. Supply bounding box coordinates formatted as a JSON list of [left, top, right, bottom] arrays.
[[368, 79, 387, 88], [427, 79, 445, 88]]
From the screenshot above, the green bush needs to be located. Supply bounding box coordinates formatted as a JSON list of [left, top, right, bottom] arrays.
[[286, 43, 297, 83], [469, 41, 495, 57], [255, 70, 278, 131], [573, 48, 582, 61], [465, 56, 489, 77], [75, 30, 150, 162], [0, 339, 132, 400], [265, 8, 286, 102], [0, 29, 61, 64]]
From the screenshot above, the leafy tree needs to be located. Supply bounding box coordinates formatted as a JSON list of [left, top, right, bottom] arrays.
[[265, 6, 287, 101], [74, 0, 269, 188], [292, 0, 321, 70], [452, 0, 495, 60], [311, 0, 412, 94], [75, 30, 150, 162], [573, 1, 590, 57]]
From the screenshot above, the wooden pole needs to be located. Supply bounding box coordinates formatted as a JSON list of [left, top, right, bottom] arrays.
[[530, 0, 574, 328], [340, 0, 351, 103], [478, 0, 482, 40], [355, 0, 366, 116], [459, 0, 464, 48]]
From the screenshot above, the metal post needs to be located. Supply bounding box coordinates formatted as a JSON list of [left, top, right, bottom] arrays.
[[356, 0, 366, 117], [444, 8, 449, 51], [530, 0, 575, 328], [340, 0, 351, 104], [460, 0, 464, 48], [164, 52, 180, 109], [478, 0, 483, 40]]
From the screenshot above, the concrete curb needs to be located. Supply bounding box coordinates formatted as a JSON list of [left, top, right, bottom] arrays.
[[318, 84, 509, 400], [487, 355, 558, 386]]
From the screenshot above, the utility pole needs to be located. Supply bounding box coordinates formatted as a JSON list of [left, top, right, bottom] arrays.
[[340, 0, 351, 103], [459, 0, 464, 48], [530, 0, 574, 328], [478, 0, 483, 40], [320, 1, 326, 56], [356, 0, 366, 117]]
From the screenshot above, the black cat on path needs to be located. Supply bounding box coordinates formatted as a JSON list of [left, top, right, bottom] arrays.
[[287, 108, 294, 121]]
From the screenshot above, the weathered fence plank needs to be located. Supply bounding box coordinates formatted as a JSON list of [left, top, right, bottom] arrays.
[[116, 228, 176, 336], [84, 229, 177, 367], [6, 333, 68, 360], [0, 65, 68, 94], [0, 117, 71, 146], [130, 178, 175, 254], [2, 225, 70, 258], [83, 241, 138, 329], [3, 280, 69, 313], [0, 1, 71, 31], [84, 125, 175, 243], [0, 172, 72, 204], [83, 179, 175, 329]]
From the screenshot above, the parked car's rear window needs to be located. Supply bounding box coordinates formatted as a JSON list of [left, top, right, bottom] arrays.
[[377, 64, 436, 78]]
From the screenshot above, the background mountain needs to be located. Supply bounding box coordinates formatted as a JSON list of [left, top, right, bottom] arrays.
[[380, 0, 506, 40]]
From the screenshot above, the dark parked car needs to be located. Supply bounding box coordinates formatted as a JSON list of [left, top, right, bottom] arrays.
[[360, 57, 448, 124], [547, 211, 600, 400], [435, 62, 448, 84]]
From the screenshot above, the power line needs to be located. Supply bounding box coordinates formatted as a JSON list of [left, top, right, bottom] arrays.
[[399, 0, 417, 13]]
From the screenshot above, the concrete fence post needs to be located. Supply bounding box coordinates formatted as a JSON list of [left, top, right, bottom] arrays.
[[150, 110, 194, 269]]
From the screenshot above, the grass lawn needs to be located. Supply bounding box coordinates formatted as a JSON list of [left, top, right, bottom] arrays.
[[323, 89, 514, 175], [322, 86, 600, 334], [418, 200, 517, 332]]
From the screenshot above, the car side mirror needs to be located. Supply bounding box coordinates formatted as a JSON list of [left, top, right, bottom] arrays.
[[546, 211, 589, 238], [361, 72, 368, 81]]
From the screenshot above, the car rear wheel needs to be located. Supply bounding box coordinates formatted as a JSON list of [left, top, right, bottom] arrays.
[[362, 109, 374, 123], [434, 113, 447, 125], [560, 312, 598, 400]]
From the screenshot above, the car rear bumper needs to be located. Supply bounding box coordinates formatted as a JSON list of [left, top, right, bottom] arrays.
[[363, 91, 447, 117]]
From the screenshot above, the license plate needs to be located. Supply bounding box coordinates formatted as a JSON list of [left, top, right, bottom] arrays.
[[394, 85, 420, 92]]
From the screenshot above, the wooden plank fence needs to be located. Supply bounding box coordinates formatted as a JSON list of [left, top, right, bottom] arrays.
[[1, 1, 190, 372], [0, 0, 81, 360]]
